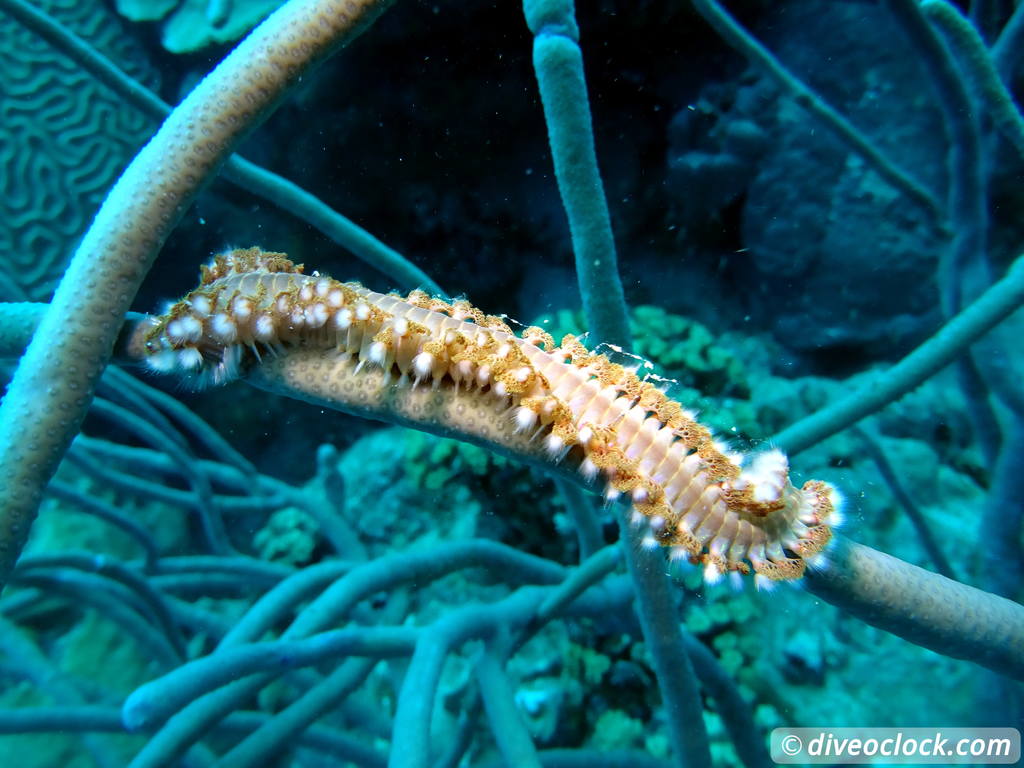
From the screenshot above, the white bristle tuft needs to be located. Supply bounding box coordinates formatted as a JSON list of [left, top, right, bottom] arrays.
[[177, 348, 203, 370], [181, 315, 203, 342], [307, 304, 329, 328], [146, 350, 178, 372], [335, 308, 353, 330], [828, 506, 845, 529], [544, 434, 564, 457], [806, 552, 830, 571], [412, 352, 434, 380], [232, 297, 252, 319], [579, 457, 598, 480], [368, 341, 387, 365], [189, 295, 212, 316], [669, 546, 691, 562], [737, 449, 789, 504], [254, 315, 275, 341], [514, 406, 537, 433], [211, 313, 237, 343], [165, 319, 185, 344], [828, 487, 845, 525], [703, 562, 723, 585], [167, 316, 203, 344]]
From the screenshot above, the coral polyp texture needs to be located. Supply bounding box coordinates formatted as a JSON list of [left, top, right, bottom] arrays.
[[145, 247, 839, 585]]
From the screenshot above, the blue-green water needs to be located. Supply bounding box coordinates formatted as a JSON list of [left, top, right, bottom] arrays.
[[0, 1, 1021, 766]]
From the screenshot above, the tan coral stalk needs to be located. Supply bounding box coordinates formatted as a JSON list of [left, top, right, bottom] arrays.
[[147, 248, 839, 584]]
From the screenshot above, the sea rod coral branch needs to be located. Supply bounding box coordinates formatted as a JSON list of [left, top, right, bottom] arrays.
[[804, 537, 1024, 681], [1, 300, 1023, 679], [773, 253, 1024, 455], [523, 0, 631, 350]]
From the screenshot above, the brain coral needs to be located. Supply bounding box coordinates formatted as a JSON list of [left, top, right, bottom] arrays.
[[0, 0, 158, 300]]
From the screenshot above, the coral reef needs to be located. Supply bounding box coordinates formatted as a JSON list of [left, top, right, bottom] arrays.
[[0, 1, 1023, 767]]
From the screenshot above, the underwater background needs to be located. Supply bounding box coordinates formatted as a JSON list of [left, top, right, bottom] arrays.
[[0, 0, 1022, 766]]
